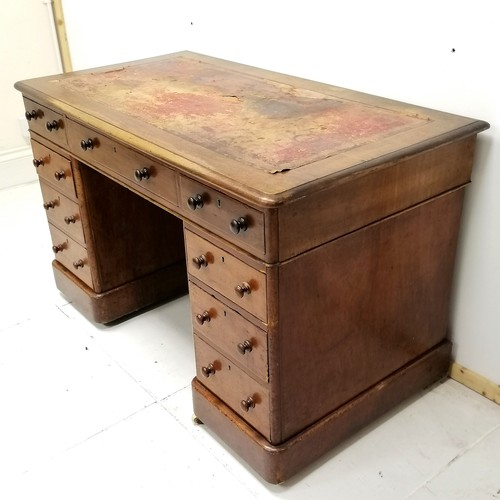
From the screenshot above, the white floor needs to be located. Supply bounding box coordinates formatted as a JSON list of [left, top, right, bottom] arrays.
[[1, 180, 499, 500]]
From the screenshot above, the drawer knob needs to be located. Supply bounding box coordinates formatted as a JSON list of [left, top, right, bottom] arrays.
[[54, 170, 66, 181], [192, 254, 208, 269], [32, 158, 44, 168], [230, 217, 247, 234], [196, 311, 211, 325], [187, 194, 204, 210], [73, 259, 85, 269], [25, 110, 39, 121], [237, 340, 253, 355], [64, 215, 77, 224], [235, 282, 251, 297], [240, 397, 255, 412], [46, 120, 60, 132], [201, 363, 215, 378], [80, 138, 94, 151], [134, 167, 150, 181], [43, 200, 57, 210], [52, 243, 65, 254]]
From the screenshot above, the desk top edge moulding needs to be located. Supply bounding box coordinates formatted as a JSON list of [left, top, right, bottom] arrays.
[[15, 51, 490, 484], [15, 51, 489, 205]]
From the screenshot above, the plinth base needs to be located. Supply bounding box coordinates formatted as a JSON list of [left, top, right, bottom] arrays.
[[52, 260, 187, 324], [192, 340, 451, 484]]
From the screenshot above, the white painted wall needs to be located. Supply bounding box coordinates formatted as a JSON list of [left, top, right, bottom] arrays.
[[1, 0, 61, 188], [1, 0, 61, 150], [59, 0, 499, 384]]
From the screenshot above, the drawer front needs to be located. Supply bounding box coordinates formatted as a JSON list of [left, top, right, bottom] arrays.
[[180, 176, 265, 257], [31, 140, 76, 199], [67, 119, 178, 206], [24, 98, 67, 147], [40, 182, 85, 245], [185, 230, 267, 322], [194, 335, 270, 440], [189, 282, 268, 383], [48, 224, 93, 288]]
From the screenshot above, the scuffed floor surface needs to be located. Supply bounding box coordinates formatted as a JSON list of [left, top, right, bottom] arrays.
[[1, 181, 499, 500]]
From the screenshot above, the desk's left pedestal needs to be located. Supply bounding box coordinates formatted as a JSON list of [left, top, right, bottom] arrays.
[[24, 98, 187, 323]]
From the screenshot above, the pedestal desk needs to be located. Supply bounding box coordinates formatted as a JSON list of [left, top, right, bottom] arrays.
[[15, 52, 489, 483]]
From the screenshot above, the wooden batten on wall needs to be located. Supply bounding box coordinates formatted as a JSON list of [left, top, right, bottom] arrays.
[[450, 363, 500, 405], [51, 0, 72, 72]]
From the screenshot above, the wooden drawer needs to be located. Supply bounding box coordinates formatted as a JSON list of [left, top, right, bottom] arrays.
[[180, 176, 265, 257], [66, 119, 178, 207], [23, 98, 67, 147], [194, 335, 270, 440], [31, 140, 75, 199], [185, 230, 267, 322], [189, 282, 268, 383], [39, 182, 85, 245], [48, 224, 93, 288]]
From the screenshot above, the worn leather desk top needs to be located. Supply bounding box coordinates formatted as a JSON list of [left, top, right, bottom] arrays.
[[16, 51, 488, 204]]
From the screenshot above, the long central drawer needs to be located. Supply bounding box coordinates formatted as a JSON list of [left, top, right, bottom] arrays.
[[66, 119, 178, 207]]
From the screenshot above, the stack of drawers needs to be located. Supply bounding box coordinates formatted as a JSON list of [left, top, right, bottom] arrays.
[[24, 98, 92, 289], [180, 179, 272, 441]]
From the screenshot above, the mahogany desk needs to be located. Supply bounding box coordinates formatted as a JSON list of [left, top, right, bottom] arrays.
[[15, 52, 489, 483]]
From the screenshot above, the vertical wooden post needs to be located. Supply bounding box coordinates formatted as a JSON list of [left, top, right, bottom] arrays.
[[51, 0, 73, 72]]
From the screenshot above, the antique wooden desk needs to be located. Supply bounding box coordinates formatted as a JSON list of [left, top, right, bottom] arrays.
[[15, 52, 489, 483]]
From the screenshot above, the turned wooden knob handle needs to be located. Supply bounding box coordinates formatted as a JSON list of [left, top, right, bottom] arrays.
[[46, 120, 59, 132], [52, 243, 65, 254], [235, 282, 251, 297], [237, 340, 253, 355], [187, 194, 204, 210], [230, 217, 247, 234], [192, 255, 208, 269], [43, 200, 57, 210], [80, 138, 94, 151], [240, 397, 255, 412], [32, 158, 44, 168], [64, 215, 76, 224], [25, 110, 39, 121], [196, 311, 211, 325], [134, 167, 150, 181], [201, 363, 215, 378], [54, 170, 66, 181], [73, 259, 84, 269]]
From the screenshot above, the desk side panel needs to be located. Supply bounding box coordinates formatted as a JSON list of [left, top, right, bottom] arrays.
[[275, 189, 463, 442]]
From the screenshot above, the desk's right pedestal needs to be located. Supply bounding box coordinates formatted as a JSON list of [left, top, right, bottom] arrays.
[[192, 183, 465, 484]]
